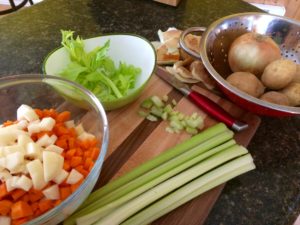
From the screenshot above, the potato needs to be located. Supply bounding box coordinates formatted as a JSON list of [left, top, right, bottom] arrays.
[[261, 59, 297, 90], [226, 72, 265, 97], [292, 64, 300, 83], [281, 82, 300, 106], [260, 91, 290, 106]]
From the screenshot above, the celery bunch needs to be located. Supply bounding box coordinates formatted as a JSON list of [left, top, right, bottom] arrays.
[[64, 123, 255, 225]]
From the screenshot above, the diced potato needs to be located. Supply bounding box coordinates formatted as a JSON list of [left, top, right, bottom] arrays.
[[44, 145, 64, 154], [27, 120, 41, 134], [26, 142, 43, 160], [65, 120, 75, 128], [53, 169, 69, 184], [78, 132, 95, 141], [36, 134, 56, 147], [0, 170, 11, 182], [75, 124, 85, 136], [17, 104, 39, 122], [5, 176, 19, 192], [5, 152, 24, 172], [26, 159, 47, 190], [40, 117, 56, 131], [0, 216, 11, 225], [66, 169, 84, 184], [3, 145, 25, 156], [17, 134, 33, 147], [16, 175, 33, 191], [43, 151, 64, 182], [42, 184, 60, 200]]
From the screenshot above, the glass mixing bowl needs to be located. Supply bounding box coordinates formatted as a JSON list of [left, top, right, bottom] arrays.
[[0, 74, 109, 225]]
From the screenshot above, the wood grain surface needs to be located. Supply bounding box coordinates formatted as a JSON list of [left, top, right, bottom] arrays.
[[94, 74, 261, 225]]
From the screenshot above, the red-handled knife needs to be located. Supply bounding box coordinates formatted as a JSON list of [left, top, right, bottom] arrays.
[[155, 66, 248, 132]]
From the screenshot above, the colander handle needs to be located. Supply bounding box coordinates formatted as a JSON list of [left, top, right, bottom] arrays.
[[179, 27, 206, 59]]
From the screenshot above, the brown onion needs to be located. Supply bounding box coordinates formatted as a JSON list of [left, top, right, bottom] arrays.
[[228, 32, 281, 77]]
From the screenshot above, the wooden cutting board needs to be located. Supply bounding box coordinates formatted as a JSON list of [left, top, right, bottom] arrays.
[[93, 74, 261, 225]]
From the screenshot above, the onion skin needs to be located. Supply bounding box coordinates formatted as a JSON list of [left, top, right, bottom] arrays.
[[228, 32, 281, 77]]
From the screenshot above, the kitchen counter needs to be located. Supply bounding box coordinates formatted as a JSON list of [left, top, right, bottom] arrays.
[[0, 0, 299, 224]]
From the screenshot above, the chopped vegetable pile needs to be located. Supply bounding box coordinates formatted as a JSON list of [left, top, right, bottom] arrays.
[[0, 105, 100, 225], [139, 95, 204, 135], [59, 30, 142, 102], [64, 123, 255, 225]]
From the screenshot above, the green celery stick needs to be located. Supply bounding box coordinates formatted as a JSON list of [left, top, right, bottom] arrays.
[[122, 154, 255, 225], [75, 140, 236, 225], [65, 128, 233, 225], [90, 145, 249, 225], [80, 123, 228, 207]]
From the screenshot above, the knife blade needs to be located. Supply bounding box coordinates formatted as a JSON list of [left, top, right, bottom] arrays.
[[155, 66, 248, 132]]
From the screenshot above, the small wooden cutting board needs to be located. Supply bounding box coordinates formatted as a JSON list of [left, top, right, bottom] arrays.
[[94, 74, 261, 225]]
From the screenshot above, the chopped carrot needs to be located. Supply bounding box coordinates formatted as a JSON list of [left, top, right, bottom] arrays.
[[31, 202, 39, 212], [74, 148, 83, 157], [0, 200, 13, 216], [43, 109, 57, 118], [34, 209, 42, 217], [83, 150, 92, 159], [59, 187, 72, 201], [28, 189, 44, 203], [38, 199, 53, 213], [11, 189, 26, 201], [34, 108, 44, 118], [65, 148, 77, 159], [75, 166, 89, 177], [0, 183, 9, 199], [55, 138, 68, 149], [70, 179, 84, 193], [88, 161, 95, 172], [71, 156, 83, 168], [11, 201, 33, 220], [54, 200, 62, 206], [12, 217, 30, 225], [36, 131, 53, 139], [89, 138, 98, 147], [55, 125, 70, 136], [20, 194, 29, 203], [63, 160, 71, 171], [67, 137, 76, 149], [84, 157, 93, 170], [69, 128, 77, 137], [56, 111, 71, 123], [3, 120, 15, 127], [90, 147, 100, 160]]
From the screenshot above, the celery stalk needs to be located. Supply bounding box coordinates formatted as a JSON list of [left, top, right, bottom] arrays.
[[122, 154, 255, 225], [80, 123, 228, 207], [91, 145, 249, 225], [75, 140, 236, 225], [65, 129, 233, 225]]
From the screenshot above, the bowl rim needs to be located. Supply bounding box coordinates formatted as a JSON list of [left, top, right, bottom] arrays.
[[0, 74, 109, 224], [42, 32, 157, 106], [200, 12, 300, 115]]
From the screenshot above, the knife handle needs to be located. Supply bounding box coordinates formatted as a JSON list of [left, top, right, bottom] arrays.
[[188, 91, 248, 132]]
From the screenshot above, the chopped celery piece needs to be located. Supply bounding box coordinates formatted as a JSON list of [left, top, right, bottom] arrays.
[[138, 110, 148, 118], [139, 95, 206, 135], [172, 99, 177, 106], [146, 114, 158, 122], [141, 98, 153, 109], [162, 95, 169, 102], [151, 95, 164, 108]]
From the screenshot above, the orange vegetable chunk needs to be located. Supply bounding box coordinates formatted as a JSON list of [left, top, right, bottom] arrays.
[[11, 201, 33, 220]]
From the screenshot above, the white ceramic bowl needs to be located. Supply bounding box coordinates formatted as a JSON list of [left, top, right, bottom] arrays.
[[43, 34, 156, 110]]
